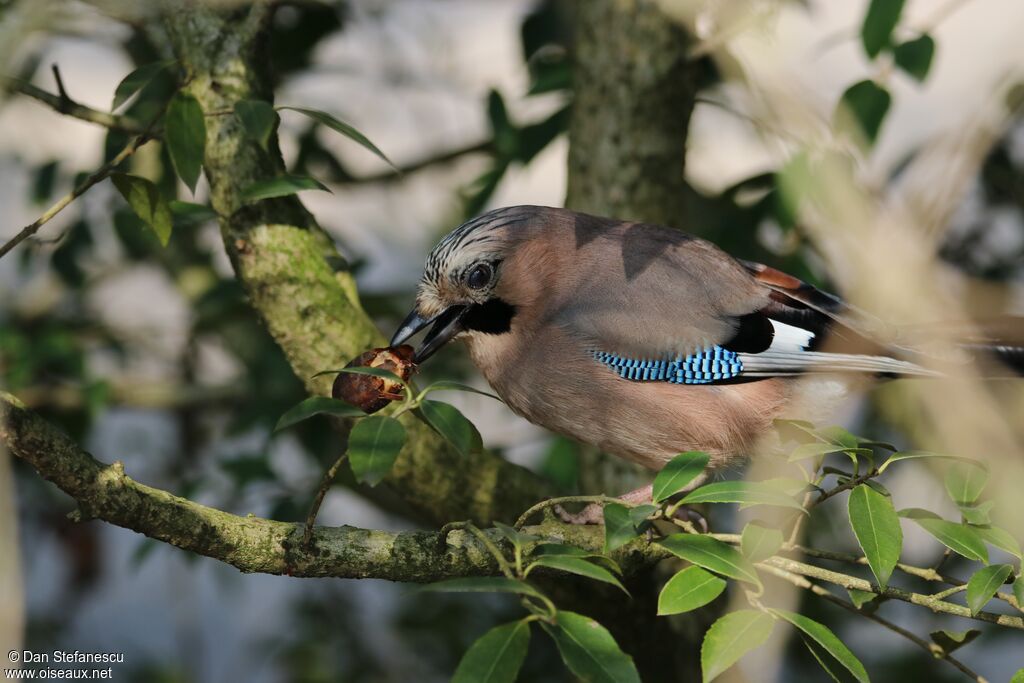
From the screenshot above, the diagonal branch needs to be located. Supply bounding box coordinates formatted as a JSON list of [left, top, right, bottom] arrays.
[[1, 75, 149, 135]]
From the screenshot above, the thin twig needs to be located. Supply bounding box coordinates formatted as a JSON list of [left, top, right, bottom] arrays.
[[301, 453, 349, 548], [760, 563, 989, 682], [514, 495, 620, 528], [0, 75, 149, 135], [0, 134, 151, 260]]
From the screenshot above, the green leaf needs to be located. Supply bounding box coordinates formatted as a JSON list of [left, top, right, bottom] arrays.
[[680, 481, 805, 511], [861, 0, 905, 58], [527, 556, 627, 594], [274, 396, 365, 432], [944, 463, 989, 505], [835, 80, 891, 146], [628, 504, 658, 527], [899, 509, 988, 563], [700, 610, 774, 683], [848, 484, 902, 589], [658, 566, 726, 616], [928, 629, 980, 655], [958, 500, 994, 526], [240, 174, 330, 203], [1014, 574, 1024, 607], [771, 609, 869, 683], [110, 173, 172, 246], [974, 525, 1022, 559], [741, 523, 783, 563], [878, 450, 980, 474], [847, 589, 877, 609], [966, 564, 1013, 615], [347, 415, 406, 486], [788, 442, 871, 462], [453, 620, 530, 683], [493, 521, 540, 550], [168, 200, 217, 226], [278, 105, 394, 168], [652, 451, 709, 502], [532, 543, 622, 575], [234, 99, 277, 151], [1013, 669, 1024, 683], [603, 503, 638, 553], [893, 34, 935, 82], [165, 92, 206, 193], [418, 400, 482, 457], [659, 534, 760, 586], [331, 365, 407, 385], [111, 59, 175, 111], [416, 577, 543, 599], [547, 611, 640, 683], [420, 381, 501, 401]]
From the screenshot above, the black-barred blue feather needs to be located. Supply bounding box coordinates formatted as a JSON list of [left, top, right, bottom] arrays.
[[593, 347, 744, 384]]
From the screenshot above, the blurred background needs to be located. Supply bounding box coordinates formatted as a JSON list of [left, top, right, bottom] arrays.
[[1, 0, 1023, 681]]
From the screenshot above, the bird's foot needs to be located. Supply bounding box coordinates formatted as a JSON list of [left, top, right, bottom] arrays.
[[554, 503, 606, 525]]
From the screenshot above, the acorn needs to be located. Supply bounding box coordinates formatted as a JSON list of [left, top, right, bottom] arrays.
[[332, 344, 418, 414]]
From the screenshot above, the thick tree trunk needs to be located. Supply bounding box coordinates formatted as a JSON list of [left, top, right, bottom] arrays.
[[566, 0, 698, 226], [564, 2, 709, 680], [161, 1, 552, 527]]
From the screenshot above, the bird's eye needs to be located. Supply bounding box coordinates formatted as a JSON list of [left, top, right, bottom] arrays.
[[465, 263, 493, 290]]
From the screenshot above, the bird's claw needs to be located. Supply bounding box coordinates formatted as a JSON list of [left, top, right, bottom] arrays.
[[554, 502, 606, 525]]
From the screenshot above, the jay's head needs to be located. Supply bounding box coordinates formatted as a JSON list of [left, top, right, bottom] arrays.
[[391, 205, 554, 362]]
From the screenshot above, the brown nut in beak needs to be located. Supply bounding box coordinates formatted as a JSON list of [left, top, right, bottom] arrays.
[[332, 345, 418, 414]]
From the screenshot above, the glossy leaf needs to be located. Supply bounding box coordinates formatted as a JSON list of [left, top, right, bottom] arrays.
[[347, 415, 406, 486], [771, 609, 869, 682], [680, 481, 804, 511], [958, 500, 994, 526], [659, 534, 760, 586], [418, 400, 482, 457], [861, 0, 905, 58], [527, 556, 627, 594], [658, 566, 726, 615], [628, 504, 658, 527], [234, 99, 276, 150], [929, 629, 980, 655], [1014, 574, 1024, 607], [847, 589, 877, 609], [417, 577, 543, 599], [111, 173, 172, 246], [603, 503, 637, 553], [652, 451, 709, 502], [974, 525, 1022, 559], [165, 92, 206, 193], [452, 620, 530, 683], [240, 174, 330, 203], [835, 80, 891, 146], [420, 381, 501, 401], [944, 462, 989, 505], [700, 610, 774, 683], [966, 564, 1012, 615], [740, 523, 783, 563], [894, 34, 935, 82], [548, 611, 640, 683], [274, 396, 365, 432], [848, 484, 902, 589], [899, 509, 988, 563], [279, 106, 394, 168], [878, 450, 980, 473], [111, 59, 175, 111], [532, 543, 622, 575]]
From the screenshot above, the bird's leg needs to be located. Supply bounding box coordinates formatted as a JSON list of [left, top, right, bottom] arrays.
[[555, 473, 710, 527], [554, 485, 655, 525]]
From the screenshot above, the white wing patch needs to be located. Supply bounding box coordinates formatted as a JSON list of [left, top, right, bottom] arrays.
[[767, 319, 815, 353]]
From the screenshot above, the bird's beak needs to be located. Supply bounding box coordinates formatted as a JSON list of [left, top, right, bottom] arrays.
[[390, 305, 468, 363]]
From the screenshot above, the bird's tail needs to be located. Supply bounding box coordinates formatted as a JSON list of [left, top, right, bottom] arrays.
[[737, 316, 1024, 380]]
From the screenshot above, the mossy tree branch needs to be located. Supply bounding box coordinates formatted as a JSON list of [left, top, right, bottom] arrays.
[[158, 1, 552, 527], [0, 393, 655, 581]]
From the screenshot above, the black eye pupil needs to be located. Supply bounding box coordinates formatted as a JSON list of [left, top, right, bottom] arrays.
[[467, 264, 492, 289]]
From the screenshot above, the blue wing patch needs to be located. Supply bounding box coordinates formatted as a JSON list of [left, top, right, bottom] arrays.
[[593, 347, 744, 385]]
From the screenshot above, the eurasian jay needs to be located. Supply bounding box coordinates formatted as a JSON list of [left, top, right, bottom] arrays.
[[391, 205, 1023, 499]]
